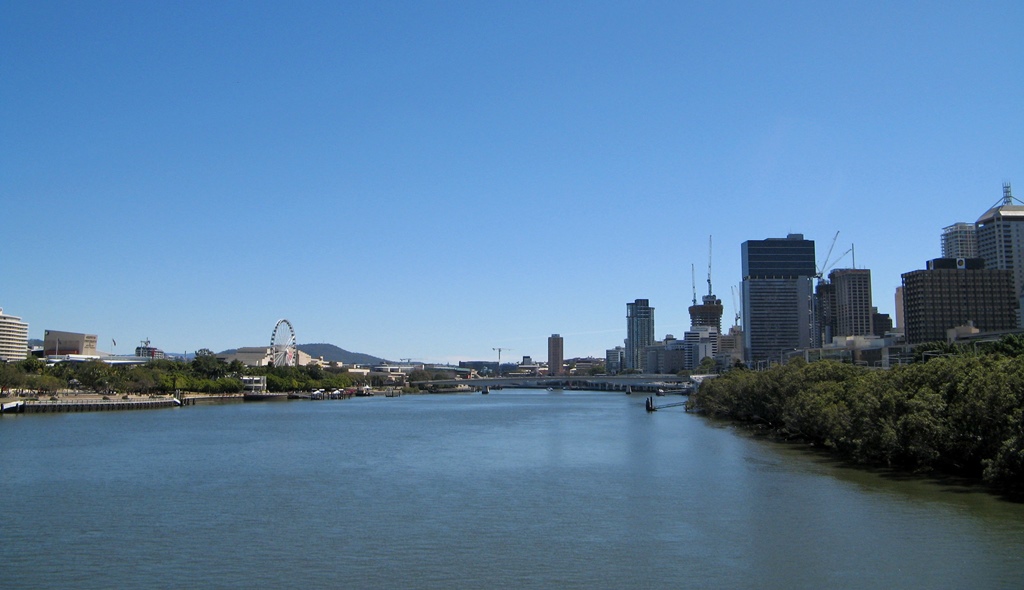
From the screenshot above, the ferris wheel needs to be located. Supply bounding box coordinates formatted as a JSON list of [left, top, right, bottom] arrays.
[[270, 319, 297, 367]]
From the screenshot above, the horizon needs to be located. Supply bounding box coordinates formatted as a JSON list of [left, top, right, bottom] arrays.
[[3, 2, 1021, 363]]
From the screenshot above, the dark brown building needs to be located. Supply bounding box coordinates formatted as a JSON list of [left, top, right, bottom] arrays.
[[901, 258, 1018, 344]]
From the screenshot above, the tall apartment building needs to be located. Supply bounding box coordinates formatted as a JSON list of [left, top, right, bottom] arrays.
[[547, 334, 564, 376], [941, 222, 979, 258], [0, 308, 29, 361], [625, 299, 655, 371], [976, 183, 1024, 324], [831, 268, 873, 337], [901, 258, 1017, 344], [741, 234, 816, 364]]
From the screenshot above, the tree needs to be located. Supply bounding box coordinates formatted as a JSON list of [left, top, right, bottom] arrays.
[[192, 351, 227, 379], [0, 363, 23, 395], [695, 357, 717, 374], [76, 360, 113, 393], [19, 357, 44, 375]]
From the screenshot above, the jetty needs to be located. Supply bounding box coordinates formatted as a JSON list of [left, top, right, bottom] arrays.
[[645, 396, 689, 412]]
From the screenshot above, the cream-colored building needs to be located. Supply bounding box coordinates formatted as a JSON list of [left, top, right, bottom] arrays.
[[44, 329, 97, 357], [218, 346, 314, 367], [0, 308, 29, 361]]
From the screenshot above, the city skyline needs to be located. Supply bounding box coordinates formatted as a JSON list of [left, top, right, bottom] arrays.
[[2, 3, 1021, 363]]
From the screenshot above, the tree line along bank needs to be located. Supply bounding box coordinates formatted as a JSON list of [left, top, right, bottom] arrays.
[[0, 352, 459, 397], [687, 335, 1024, 497]]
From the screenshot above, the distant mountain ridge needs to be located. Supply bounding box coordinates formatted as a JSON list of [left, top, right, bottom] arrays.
[[298, 343, 387, 365], [218, 343, 386, 366]]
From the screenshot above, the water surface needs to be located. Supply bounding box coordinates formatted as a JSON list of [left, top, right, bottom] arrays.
[[2, 391, 1022, 588]]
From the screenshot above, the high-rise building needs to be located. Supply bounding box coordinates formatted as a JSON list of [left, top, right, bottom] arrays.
[[894, 286, 905, 332], [547, 334, 564, 376], [976, 183, 1024, 305], [831, 268, 873, 337], [0, 308, 29, 361], [815, 281, 837, 346], [901, 258, 1018, 344], [941, 222, 979, 258], [625, 299, 655, 371], [741, 234, 816, 364]]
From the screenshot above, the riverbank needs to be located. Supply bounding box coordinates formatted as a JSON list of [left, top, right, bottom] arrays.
[[688, 357, 1024, 499]]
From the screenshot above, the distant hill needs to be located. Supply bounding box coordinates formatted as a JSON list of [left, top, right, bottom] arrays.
[[218, 343, 386, 366], [298, 343, 386, 365]]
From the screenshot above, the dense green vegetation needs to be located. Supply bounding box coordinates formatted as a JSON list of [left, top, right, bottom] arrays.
[[0, 353, 379, 396], [688, 344, 1024, 496]]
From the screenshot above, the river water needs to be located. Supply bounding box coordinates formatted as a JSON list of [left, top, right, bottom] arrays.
[[2, 390, 1023, 589]]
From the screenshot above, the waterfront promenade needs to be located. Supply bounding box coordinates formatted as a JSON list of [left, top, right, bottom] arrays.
[[0, 392, 243, 414]]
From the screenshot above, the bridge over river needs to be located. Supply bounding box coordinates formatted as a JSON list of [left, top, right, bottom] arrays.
[[413, 374, 695, 394]]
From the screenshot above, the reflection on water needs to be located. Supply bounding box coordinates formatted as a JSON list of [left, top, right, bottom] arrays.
[[2, 391, 1022, 589]]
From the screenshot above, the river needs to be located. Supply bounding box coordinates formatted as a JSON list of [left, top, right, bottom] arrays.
[[2, 390, 1022, 588]]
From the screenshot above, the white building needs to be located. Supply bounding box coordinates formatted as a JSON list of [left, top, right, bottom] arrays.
[[941, 222, 979, 258], [0, 308, 29, 361]]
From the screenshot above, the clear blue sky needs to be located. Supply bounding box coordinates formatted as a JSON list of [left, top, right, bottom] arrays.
[[2, 1, 1022, 363]]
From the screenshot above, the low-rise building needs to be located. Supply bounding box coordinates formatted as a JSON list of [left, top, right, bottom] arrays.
[[44, 330, 97, 357]]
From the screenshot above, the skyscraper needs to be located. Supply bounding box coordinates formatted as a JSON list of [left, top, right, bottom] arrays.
[[625, 299, 654, 372], [830, 268, 873, 337], [741, 234, 816, 364], [547, 334, 564, 376], [976, 183, 1024, 323]]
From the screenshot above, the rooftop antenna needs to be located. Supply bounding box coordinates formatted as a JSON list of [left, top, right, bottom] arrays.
[[1004, 182, 1015, 206]]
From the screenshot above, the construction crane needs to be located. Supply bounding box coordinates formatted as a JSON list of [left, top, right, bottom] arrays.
[[815, 231, 840, 281], [731, 285, 741, 328], [691, 264, 697, 306], [815, 231, 855, 282], [492, 347, 512, 377], [707, 236, 714, 297]]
